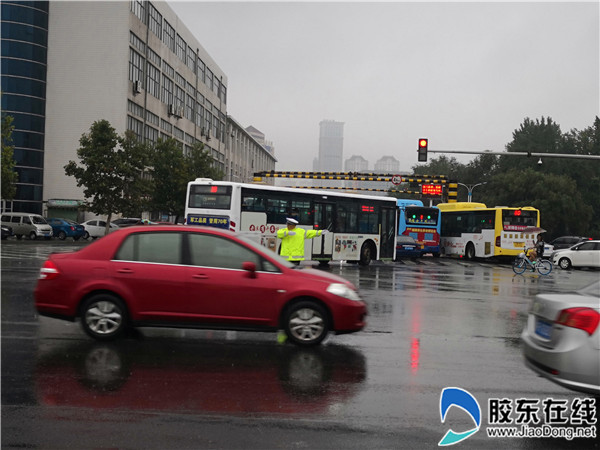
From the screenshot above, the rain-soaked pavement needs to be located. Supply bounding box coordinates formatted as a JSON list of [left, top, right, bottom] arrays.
[[1, 239, 598, 449]]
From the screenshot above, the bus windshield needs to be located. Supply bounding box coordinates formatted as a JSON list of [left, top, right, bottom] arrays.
[[405, 207, 439, 226], [501, 209, 538, 231], [188, 185, 232, 209]]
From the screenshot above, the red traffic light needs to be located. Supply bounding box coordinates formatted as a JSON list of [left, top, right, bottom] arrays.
[[418, 138, 428, 162]]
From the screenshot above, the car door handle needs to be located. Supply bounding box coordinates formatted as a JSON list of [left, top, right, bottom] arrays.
[[193, 274, 209, 279], [117, 268, 134, 274]]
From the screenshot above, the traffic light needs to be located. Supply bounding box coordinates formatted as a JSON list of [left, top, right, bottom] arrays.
[[418, 138, 428, 162]]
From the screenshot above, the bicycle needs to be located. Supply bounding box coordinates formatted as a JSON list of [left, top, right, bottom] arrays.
[[512, 247, 553, 275]]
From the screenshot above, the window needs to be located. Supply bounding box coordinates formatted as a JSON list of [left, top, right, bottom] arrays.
[[146, 62, 160, 99], [175, 34, 186, 62], [146, 110, 159, 126], [127, 115, 143, 141], [188, 234, 260, 270], [148, 3, 162, 38], [174, 85, 185, 108], [173, 127, 184, 141], [129, 31, 145, 54], [127, 100, 144, 118], [197, 57, 205, 83], [131, 0, 145, 23], [162, 60, 174, 78], [147, 47, 161, 66], [161, 75, 173, 105], [128, 48, 144, 83], [196, 103, 204, 127], [188, 185, 231, 209], [115, 232, 182, 265], [144, 125, 158, 144], [163, 20, 175, 52], [205, 68, 213, 91], [186, 46, 195, 73], [160, 119, 172, 133]]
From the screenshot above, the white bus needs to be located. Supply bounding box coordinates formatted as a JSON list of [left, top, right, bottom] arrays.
[[438, 202, 541, 259], [184, 179, 398, 265]]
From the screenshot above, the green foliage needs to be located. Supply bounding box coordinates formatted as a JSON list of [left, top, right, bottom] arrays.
[[1, 113, 18, 200], [149, 140, 223, 220], [64, 120, 151, 232]]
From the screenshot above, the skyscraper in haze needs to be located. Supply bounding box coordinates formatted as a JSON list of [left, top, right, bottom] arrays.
[[317, 120, 344, 171]]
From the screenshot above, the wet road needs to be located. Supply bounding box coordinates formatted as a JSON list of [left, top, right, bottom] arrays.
[[1, 239, 598, 449]]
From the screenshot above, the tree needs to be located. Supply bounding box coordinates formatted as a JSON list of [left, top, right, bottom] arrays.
[[483, 168, 592, 237], [1, 113, 18, 200], [149, 138, 187, 220], [149, 140, 223, 222], [64, 120, 150, 234], [185, 142, 224, 182]]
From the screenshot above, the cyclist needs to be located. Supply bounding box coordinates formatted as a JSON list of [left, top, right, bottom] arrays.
[[528, 234, 545, 263]]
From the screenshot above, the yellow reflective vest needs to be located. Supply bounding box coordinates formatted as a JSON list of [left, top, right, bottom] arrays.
[[276, 227, 323, 261]]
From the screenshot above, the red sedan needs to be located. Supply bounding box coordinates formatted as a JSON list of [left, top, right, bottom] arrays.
[[35, 226, 367, 346]]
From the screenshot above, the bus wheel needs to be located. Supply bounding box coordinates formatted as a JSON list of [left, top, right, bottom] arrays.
[[359, 242, 373, 266], [465, 243, 475, 260]]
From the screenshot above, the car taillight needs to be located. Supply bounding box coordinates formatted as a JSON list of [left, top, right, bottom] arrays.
[[70, 226, 75, 231], [39, 260, 60, 280], [556, 308, 600, 335]]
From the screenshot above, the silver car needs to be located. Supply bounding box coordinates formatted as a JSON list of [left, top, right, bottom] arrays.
[[521, 281, 600, 395]]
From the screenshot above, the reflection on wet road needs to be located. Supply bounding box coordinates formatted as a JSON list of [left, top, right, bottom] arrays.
[[34, 339, 365, 415]]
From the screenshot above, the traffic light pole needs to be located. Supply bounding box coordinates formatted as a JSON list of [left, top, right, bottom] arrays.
[[426, 149, 600, 160]]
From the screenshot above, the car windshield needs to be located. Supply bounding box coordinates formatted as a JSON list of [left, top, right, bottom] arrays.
[[576, 281, 600, 298], [237, 233, 295, 268], [31, 216, 48, 224]]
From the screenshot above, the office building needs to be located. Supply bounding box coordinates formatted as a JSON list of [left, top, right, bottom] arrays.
[[316, 120, 344, 172], [1, 1, 276, 217]]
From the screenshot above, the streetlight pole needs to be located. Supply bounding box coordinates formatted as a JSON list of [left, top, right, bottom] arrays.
[[456, 182, 487, 202]]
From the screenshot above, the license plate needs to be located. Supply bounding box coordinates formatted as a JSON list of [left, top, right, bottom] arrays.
[[535, 319, 552, 340], [514, 242, 524, 248], [404, 246, 415, 250]]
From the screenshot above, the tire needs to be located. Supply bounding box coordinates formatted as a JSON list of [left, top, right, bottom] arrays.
[[359, 242, 373, 266], [465, 243, 475, 260], [558, 258, 572, 270], [80, 294, 128, 341], [58, 231, 67, 240], [537, 260, 553, 275], [29, 231, 37, 240], [83, 231, 90, 240], [512, 257, 527, 274], [284, 301, 329, 346]]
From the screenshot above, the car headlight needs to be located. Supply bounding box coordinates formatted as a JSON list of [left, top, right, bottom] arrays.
[[326, 283, 361, 301]]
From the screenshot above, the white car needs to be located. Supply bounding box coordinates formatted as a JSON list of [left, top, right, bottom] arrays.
[[81, 220, 120, 239], [552, 240, 600, 270]]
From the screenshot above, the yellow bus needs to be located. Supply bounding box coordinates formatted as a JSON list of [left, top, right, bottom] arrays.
[[438, 202, 541, 259]]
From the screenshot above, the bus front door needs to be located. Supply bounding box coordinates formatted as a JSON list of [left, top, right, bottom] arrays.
[[380, 206, 396, 260], [312, 202, 334, 260]]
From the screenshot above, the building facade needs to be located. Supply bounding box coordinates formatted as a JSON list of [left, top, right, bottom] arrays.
[[1, 1, 276, 217], [1, 1, 49, 214], [374, 155, 400, 173], [316, 120, 344, 172]]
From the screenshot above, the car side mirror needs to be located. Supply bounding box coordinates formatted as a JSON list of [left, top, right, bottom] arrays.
[[242, 261, 257, 278]]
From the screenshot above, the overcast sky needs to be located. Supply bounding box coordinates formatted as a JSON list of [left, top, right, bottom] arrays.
[[168, 1, 599, 172]]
